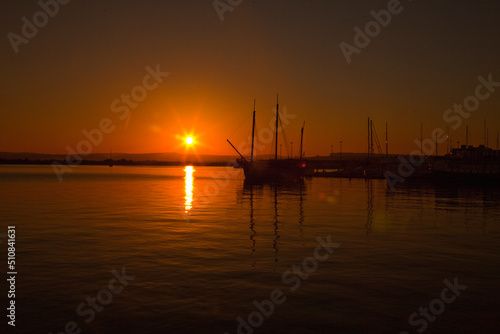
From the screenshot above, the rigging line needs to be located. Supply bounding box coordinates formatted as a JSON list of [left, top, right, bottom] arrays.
[[279, 116, 291, 157], [268, 113, 279, 157], [251, 122, 260, 157], [227, 111, 253, 140], [372, 122, 383, 154], [230, 122, 253, 159], [268, 120, 275, 157], [244, 123, 253, 156]]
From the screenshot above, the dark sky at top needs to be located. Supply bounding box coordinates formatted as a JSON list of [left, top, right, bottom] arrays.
[[1, 0, 499, 156]]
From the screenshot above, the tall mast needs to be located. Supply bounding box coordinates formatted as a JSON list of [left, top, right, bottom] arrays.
[[368, 117, 370, 157], [466, 126, 469, 147], [484, 119, 487, 147], [251, 100, 256, 161], [420, 122, 423, 156], [370, 120, 374, 155], [275, 95, 279, 160], [340, 141, 343, 161], [385, 122, 388, 158], [299, 122, 305, 159], [435, 132, 438, 157], [447, 126, 450, 153]]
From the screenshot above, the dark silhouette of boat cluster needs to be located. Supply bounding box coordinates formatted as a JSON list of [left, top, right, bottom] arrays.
[[227, 97, 307, 183], [228, 100, 500, 186], [431, 145, 500, 182]]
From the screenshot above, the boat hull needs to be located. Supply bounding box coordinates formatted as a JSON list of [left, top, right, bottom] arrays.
[[239, 159, 307, 183]]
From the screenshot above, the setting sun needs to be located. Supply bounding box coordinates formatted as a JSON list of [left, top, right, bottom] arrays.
[[185, 137, 194, 145]]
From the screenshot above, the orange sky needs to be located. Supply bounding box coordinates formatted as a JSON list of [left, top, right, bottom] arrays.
[[1, 1, 500, 157]]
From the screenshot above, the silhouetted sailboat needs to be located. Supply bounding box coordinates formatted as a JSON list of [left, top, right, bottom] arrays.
[[228, 97, 307, 183]]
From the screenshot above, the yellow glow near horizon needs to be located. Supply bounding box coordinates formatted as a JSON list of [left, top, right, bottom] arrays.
[[185, 137, 194, 145], [184, 166, 194, 213]]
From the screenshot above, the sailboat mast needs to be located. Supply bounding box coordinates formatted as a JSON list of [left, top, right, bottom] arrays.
[[447, 126, 450, 154], [251, 100, 256, 161], [435, 132, 438, 157], [385, 122, 388, 158], [466, 126, 469, 147], [300, 122, 305, 160], [420, 122, 423, 156], [368, 117, 370, 157], [370, 120, 374, 155], [484, 119, 487, 147], [275, 95, 279, 160]]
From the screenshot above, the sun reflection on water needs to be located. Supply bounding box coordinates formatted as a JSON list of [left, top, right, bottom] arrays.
[[184, 166, 194, 213]]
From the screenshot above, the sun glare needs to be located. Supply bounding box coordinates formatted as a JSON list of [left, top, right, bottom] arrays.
[[185, 137, 194, 145]]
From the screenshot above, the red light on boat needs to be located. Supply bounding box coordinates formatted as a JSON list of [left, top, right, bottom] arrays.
[[301, 163, 306, 168]]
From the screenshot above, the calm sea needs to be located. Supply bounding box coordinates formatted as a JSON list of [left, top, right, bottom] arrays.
[[0, 165, 499, 333]]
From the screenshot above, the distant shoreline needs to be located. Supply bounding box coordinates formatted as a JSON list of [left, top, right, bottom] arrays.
[[0, 159, 234, 167], [0, 153, 401, 167]]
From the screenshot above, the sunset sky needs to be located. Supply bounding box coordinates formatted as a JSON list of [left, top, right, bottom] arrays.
[[1, 0, 500, 157]]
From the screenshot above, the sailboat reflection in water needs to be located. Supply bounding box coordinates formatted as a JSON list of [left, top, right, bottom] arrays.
[[184, 166, 195, 213], [241, 180, 306, 269]]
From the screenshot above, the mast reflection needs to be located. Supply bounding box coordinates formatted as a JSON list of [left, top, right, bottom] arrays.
[[249, 185, 256, 267], [298, 183, 304, 244], [242, 180, 306, 267], [366, 179, 373, 236], [272, 185, 280, 270], [184, 166, 194, 213]]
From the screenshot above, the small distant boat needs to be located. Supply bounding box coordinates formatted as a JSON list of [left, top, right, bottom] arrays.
[[431, 145, 500, 183], [227, 97, 307, 183]]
